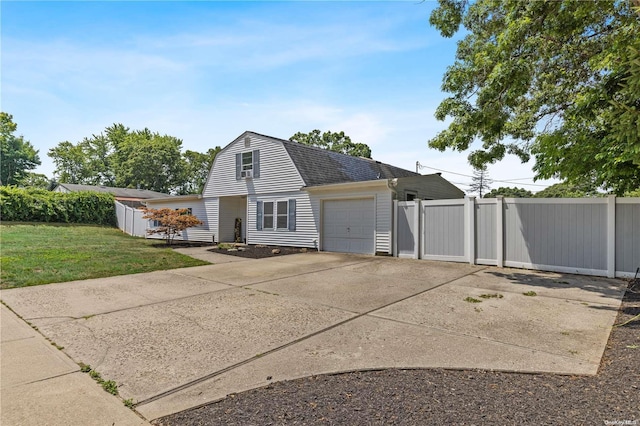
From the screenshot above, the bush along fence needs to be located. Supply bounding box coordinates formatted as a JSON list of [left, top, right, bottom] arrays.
[[394, 196, 640, 279], [0, 186, 116, 226]]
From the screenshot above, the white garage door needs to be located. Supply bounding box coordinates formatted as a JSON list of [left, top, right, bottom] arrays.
[[322, 199, 375, 254]]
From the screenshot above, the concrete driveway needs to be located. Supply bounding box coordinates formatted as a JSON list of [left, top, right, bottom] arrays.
[[0, 252, 626, 421]]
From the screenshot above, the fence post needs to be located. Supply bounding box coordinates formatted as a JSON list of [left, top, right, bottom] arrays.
[[413, 200, 420, 260], [496, 196, 504, 268], [607, 195, 616, 278], [393, 200, 398, 257], [466, 196, 476, 265]]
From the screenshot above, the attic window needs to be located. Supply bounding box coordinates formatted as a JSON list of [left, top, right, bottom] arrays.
[[242, 152, 253, 171], [244, 136, 251, 147]]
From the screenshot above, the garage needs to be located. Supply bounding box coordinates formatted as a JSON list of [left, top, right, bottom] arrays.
[[322, 198, 375, 254]]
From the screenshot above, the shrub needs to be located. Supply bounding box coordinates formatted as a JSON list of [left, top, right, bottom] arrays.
[[0, 186, 116, 225]]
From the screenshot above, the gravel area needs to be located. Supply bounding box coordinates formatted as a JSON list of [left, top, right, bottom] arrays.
[[154, 282, 639, 426]]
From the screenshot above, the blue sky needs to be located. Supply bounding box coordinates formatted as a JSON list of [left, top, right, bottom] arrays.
[[1, 1, 557, 193]]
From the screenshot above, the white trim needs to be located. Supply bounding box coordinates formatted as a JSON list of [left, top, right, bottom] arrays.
[[145, 194, 202, 202], [393, 199, 398, 257], [616, 197, 640, 204], [421, 199, 465, 206], [607, 195, 616, 278], [466, 196, 476, 265], [305, 180, 390, 193], [496, 196, 504, 268], [421, 255, 468, 263], [476, 258, 499, 266], [503, 261, 608, 277], [503, 198, 607, 204]]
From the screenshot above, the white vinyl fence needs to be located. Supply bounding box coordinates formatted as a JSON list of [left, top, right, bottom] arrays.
[[394, 196, 640, 278], [115, 201, 147, 237]]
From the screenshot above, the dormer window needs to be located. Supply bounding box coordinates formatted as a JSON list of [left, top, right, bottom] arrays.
[[242, 152, 253, 172], [236, 150, 260, 180]]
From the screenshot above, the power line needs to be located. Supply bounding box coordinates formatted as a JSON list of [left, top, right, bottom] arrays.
[[416, 162, 549, 188]]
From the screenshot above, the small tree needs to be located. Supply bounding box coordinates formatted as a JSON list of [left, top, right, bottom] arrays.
[[142, 207, 203, 245], [468, 166, 492, 198]]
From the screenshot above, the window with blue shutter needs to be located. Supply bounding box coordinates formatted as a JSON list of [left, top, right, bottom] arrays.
[[253, 150, 260, 178], [256, 201, 263, 230], [288, 199, 296, 231]]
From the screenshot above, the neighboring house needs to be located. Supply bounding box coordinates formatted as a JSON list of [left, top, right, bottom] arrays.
[[145, 131, 464, 254], [53, 183, 172, 208]]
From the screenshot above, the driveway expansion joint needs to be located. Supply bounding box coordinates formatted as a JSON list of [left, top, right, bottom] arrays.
[[135, 266, 486, 407]]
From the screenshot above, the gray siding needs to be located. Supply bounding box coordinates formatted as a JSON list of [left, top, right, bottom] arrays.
[[476, 202, 497, 262], [422, 202, 465, 258], [504, 200, 607, 271], [203, 133, 304, 197], [616, 201, 640, 273], [395, 175, 464, 201]]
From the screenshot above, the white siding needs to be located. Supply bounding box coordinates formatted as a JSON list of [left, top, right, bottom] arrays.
[[144, 198, 215, 242], [203, 133, 304, 197], [247, 191, 318, 248]]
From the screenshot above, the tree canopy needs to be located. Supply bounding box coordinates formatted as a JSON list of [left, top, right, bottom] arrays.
[[0, 112, 41, 185], [483, 186, 533, 198], [428, 0, 640, 195], [290, 130, 372, 158], [48, 124, 220, 194]]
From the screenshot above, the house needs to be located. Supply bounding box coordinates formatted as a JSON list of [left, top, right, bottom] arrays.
[[53, 183, 172, 208], [144, 131, 464, 254]]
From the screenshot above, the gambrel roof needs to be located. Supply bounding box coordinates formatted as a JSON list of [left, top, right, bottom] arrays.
[[247, 132, 419, 187]]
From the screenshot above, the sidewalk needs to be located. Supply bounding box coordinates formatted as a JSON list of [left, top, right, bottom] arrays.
[[0, 303, 148, 426]]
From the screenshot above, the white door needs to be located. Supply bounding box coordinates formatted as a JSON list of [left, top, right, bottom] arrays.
[[322, 199, 375, 254]]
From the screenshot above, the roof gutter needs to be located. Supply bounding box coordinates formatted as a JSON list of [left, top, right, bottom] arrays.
[[144, 194, 203, 203], [302, 179, 390, 192]]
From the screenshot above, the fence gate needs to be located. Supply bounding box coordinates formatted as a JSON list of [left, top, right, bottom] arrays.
[[394, 201, 419, 258]]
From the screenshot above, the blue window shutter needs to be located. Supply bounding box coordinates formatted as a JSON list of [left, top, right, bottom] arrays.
[[256, 201, 263, 230], [253, 150, 260, 178], [235, 153, 241, 180], [288, 199, 296, 231]]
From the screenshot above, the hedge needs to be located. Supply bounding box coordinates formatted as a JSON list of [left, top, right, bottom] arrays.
[[0, 186, 116, 226]]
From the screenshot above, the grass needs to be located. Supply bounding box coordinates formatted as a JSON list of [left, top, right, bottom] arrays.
[[523, 291, 538, 297], [0, 223, 209, 289], [464, 296, 482, 303]]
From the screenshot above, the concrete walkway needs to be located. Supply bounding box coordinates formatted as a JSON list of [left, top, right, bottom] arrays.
[[0, 304, 148, 426], [0, 252, 627, 422]]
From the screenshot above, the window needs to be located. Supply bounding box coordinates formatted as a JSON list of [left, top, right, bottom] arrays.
[[263, 202, 274, 229], [242, 152, 253, 172], [176, 208, 193, 215], [257, 199, 296, 231], [276, 201, 288, 229], [236, 150, 260, 179]]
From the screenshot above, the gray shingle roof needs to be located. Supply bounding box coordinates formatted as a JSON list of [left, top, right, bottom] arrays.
[[56, 184, 171, 199], [273, 137, 418, 187]]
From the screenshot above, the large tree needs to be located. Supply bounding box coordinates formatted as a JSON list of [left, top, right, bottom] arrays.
[[178, 147, 221, 195], [0, 112, 41, 185], [48, 124, 219, 194], [428, 1, 640, 195], [290, 130, 372, 158]]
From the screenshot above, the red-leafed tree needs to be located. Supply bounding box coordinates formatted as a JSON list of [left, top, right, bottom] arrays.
[[142, 207, 203, 245]]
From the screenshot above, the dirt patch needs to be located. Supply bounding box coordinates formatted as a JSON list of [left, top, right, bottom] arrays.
[[208, 245, 317, 259]]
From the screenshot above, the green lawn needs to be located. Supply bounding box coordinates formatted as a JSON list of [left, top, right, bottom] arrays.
[[0, 223, 209, 289]]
